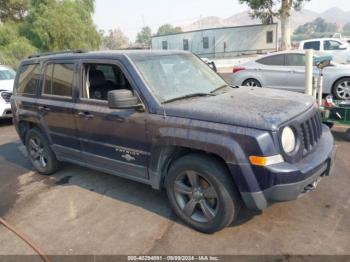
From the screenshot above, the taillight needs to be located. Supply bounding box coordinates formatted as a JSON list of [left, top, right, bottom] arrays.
[[233, 66, 246, 73]]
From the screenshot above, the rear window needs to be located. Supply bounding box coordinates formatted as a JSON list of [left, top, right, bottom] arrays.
[[16, 64, 41, 95], [43, 63, 74, 97], [303, 41, 320, 51], [257, 54, 285, 66]]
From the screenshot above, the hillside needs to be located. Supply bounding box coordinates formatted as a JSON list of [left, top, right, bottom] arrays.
[[182, 7, 348, 33]]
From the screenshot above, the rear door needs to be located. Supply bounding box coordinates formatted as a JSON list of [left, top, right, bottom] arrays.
[[37, 60, 81, 160], [285, 53, 308, 92], [256, 54, 291, 89]]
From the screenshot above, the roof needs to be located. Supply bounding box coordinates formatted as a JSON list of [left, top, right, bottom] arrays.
[[151, 23, 278, 38], [300, 38, 347, 43], [23, 50, 190, 63]]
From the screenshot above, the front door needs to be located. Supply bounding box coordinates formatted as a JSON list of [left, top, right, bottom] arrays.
[[74, 61, 151, 180]]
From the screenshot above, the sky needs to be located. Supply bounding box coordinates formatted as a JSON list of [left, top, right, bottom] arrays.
[[93, 0, 350, 41]]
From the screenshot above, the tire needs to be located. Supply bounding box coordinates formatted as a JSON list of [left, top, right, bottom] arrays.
[[25, 128, 61, 175], [332, 78, 350, 100], [346, 129, 350, 142], [165, 154, 241, 233], [242, 78, 261, 87]]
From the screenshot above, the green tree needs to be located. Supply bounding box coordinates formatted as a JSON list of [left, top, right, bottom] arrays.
[[136, 26, 152, 46], [343, 23, 350, 34], [0, 0, 29, 22], [156, 24, 182, 36], [0, 22, 36, 68], [239, 0, 311, 50], [295, 17, 337, 35], [23, 0, 100, 51], [101, 29, 130, 50]]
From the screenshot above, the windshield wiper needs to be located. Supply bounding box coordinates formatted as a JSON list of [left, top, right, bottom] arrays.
[[210, 84, 230, 94], [162, 92, 215, 104]]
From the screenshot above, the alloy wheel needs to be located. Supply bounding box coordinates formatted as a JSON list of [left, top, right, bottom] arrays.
[[174, 171, 219, 223], [336, 81, 350, 99], [28, 136, 48, 169]]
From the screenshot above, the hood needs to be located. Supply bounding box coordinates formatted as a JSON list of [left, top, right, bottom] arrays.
[[162, 87, 315, 131], [0, 80, 14, 92]]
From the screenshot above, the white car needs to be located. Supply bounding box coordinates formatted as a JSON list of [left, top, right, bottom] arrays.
[[299, 38, 350, 64], [0, 65, 15, 118], [231, 50, 350, 99]]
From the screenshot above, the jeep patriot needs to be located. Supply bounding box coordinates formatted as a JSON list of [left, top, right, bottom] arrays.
[[11, 50, 336, 233]]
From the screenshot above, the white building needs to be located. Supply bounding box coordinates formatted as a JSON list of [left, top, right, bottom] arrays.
[[151, 24, 278, 59]]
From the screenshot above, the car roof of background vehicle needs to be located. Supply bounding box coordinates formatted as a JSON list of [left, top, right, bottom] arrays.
[[0, 65, 13, 71], [22, 50, 192, 64], [300, 38, 347, 43]]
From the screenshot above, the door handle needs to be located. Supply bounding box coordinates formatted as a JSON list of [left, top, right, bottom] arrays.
[[38, 106, 51, 112], [77, 111, 94, 119]]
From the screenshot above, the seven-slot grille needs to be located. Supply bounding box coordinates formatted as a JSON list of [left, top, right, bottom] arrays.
[[300, 112, 323, 155], [1, 91, 12, 103]]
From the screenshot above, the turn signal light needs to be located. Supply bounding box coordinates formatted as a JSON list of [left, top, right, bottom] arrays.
[[249, 155, 284, 166]]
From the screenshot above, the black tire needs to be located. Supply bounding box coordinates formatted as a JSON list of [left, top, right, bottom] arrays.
[[242, 78, 261, 87], [165, 154, 241, 233], [332, 78, 350, 100], [25, 128, 61, 175], [346, 129, 350, 142]]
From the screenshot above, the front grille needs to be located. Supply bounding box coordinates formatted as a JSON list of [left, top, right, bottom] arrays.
[[1, 91, 12, 103], [300, 112, 323, 156]]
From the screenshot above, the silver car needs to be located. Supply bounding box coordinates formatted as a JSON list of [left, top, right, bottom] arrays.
[[231, 51, 350, 99]]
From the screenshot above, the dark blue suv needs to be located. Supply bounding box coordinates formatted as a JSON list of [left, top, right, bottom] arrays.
[[11, 50, 336, 233]]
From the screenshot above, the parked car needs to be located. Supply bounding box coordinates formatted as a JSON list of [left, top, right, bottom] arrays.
[[299, 38, 350, 63], [231, 50, 350, 100], [0, 65, 16, 118], [11, 50, 335, 233]]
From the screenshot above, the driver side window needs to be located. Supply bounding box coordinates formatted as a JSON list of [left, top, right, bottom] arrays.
[[82, 63, 132, 101]]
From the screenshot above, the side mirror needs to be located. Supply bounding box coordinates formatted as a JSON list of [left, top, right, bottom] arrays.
[[108, 89, 142, 109]]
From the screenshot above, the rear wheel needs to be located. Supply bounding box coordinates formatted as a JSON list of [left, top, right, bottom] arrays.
[[242, 79, 261, 87], [165, 154, 241, 233], [25, 128, 61, 175], [332, 78, 350, 100]]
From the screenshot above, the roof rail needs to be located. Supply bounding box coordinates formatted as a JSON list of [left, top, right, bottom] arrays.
[[28, 50, 86, 59]]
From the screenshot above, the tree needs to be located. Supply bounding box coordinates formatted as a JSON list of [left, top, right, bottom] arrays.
[[239, 0, 311, 50], [295, 17, 337, 35], [0, 22, 36, 68], [23, 0, 100, 51], [343, 23, 350, 34], [100, 29, 130, 50], [136, 26, 152, 46], [0, 0, 29, 22], [156, 24, 182, 36]]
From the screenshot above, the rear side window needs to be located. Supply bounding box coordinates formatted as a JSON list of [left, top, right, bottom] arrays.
[[43, 63, 74, 97], [303, 41, 320, 51], [257, 54, 285, 66], [286, 54, 305, 66], [16, 64, 40, 95]]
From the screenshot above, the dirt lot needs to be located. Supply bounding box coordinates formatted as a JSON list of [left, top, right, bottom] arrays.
[[0, 118, 349, 258]]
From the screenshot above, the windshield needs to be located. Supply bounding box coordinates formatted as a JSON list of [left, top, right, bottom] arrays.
[[132, 53, 227, 103], [0, 68, 16, 80]]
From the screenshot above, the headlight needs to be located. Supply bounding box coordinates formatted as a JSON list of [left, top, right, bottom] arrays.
[[281, 126, 296, 154]]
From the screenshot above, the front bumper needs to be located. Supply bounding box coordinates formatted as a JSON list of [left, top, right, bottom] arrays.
[[242, 125, 336, 210]]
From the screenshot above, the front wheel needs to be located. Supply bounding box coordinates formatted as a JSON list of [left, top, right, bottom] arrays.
[[25, 128, 61, 175], [165, 154, 241, 233], [332, 78, 350, 100], [346, 129, 350, 141]]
